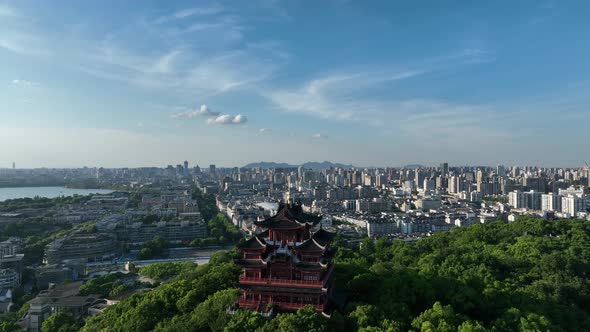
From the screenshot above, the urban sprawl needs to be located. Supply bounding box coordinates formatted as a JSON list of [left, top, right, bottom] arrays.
[[0, 161, 589, 330]]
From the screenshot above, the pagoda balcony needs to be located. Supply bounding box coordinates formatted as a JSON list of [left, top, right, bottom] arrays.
[[239, 264, 335, 289], [238, 299, 324, 312], [239, 275, 324, 289]]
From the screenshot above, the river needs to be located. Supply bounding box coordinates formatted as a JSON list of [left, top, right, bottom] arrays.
[[0, 186, 113, 201]]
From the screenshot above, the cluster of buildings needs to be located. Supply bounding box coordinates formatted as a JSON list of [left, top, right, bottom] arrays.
[[0, 161, 588, 328], [508, 186, 589, 218], [0, 238, 23, 313], [193, 162, 589, 239], [41, 188, 207, 279]]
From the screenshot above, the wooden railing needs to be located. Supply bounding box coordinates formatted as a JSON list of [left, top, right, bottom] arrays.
[[238, 299, 323, 312], [239, 265, 335, 289], [239, 276, 323, 287]]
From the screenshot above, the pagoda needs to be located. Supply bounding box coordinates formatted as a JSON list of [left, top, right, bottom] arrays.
[[235, 202, 336, 316]]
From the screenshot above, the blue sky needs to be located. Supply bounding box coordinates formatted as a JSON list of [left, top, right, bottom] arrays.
[[1, 0, 589, 168]]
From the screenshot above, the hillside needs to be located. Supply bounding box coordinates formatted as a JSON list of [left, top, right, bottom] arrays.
[[76, 217, 590, 331]]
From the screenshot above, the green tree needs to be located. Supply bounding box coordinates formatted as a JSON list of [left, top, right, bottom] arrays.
[[41, 312, 79, 332], [411, 302, 461, 332], [275, 306, 327, 332]]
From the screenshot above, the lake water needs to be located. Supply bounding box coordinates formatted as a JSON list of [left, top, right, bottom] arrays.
[[0, 186, 113, 202]]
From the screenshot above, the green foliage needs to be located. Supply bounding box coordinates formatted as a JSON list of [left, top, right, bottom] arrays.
[[411, 302, 462, 332], [0, 194, 91, 212], [138, 236, 169, 260], [0, 313, 22, 332], [79, 217, 590, 332], [41, 312, 79, 332], [139, 262, 195, 281], [81, 262, 240, 332], [79, 273, 130, 297], [206, 213, 241, 244], [275, 306, 328, 332], [224, 310, 267, 331], [137, 214, 160, 225], [192, 187, 242, 246], [333, 217, 590, 331], [192, 189, 217, 221]]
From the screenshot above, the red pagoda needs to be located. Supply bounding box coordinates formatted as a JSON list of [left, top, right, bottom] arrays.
[[235, 203, 336, 316]]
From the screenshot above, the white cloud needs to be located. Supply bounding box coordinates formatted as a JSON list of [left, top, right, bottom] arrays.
[[207, 114, 247, 125], [259, 128, 272, 132], [12, 79, 37, 86], [171, 104, 220, 119], [311, 133, 328, 139]]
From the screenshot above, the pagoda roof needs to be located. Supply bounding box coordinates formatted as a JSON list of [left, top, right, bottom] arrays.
[[237, 236, 267, 250], [255, 203, 321, 230], [312, 228, 336, 247], [295, 238, 325, 252], [236, 258, 267, 268], [295, 261, 323, 270]]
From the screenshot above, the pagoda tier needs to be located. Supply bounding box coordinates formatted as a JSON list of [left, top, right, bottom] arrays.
[[236, 203, 336, 316]]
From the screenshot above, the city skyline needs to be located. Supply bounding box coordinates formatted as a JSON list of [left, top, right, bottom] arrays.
[[2, 1, 590, 168]]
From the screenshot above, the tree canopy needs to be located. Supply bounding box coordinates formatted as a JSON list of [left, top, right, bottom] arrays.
[[77, 217, 590, 331]]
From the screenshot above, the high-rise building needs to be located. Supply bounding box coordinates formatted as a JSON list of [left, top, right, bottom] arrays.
[[509, 190, 525, 209], [423, 178, 435, 191], [439, 163, 449, 176], [497, 165, 506, 177], [476, 169, 484, 184], [562, 196, 586, 216], [209, 164, 216, 175], [541, 193, 561, 212], [415, 170, 425, 189]]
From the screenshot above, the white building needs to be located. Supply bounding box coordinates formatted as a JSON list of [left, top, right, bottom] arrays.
[[562, 196, 586, 216], [509, 191, 525, 209], [541, 193, 561, 212]]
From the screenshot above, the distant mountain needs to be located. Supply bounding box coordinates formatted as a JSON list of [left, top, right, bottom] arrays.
[[242, 162, 297, 169], [301, 161, 355, 170], [242, 161, 356, 170], [403, 164, 426, 169]]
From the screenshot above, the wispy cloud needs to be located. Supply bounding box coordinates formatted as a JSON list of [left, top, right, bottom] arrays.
[[74, 16, 278, 97], [264, 69, 423, 120], [154, 5, 225, 24], [207, 114, 248, 125], [259, 128, 272, 133], [263, 48, 496, 125], [11, 79, 37, 86], [311, 133, 328, 139]]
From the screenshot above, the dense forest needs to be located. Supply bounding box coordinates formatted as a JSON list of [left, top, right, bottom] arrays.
[[72, 216, 590, 332]]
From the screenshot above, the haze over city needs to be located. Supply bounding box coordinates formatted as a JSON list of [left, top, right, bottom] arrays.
[[2, 0, 589, 168]]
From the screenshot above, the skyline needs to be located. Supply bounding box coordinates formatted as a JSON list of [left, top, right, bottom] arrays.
[[2, 1, 590, 168]]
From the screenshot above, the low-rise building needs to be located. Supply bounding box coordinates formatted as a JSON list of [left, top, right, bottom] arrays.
[[44, 233, 118, 265], [115, 219, 207, 245]]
